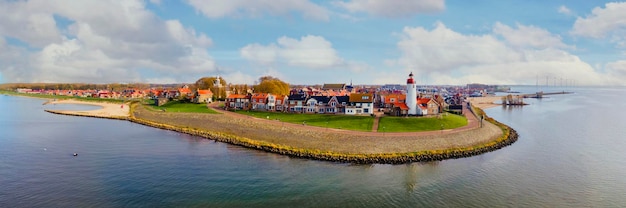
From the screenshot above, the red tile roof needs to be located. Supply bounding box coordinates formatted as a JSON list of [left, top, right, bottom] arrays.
[[395, 103, 409, 110], [384, 94, 406, 104], [227, 94, 247, 99], [251, 93, 268, 99], [179, 88, 192, 94], [197, 89, 213, 95]]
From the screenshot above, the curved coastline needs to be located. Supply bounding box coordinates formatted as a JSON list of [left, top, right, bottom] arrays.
[[41, 98, 518, 164]]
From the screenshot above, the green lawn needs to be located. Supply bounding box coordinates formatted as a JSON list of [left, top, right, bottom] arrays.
[[235, 111, 374, 131], [149, 100, 218, 114], [378, 113, 468, 132]]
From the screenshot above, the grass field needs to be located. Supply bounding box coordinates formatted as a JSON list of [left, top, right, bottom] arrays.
[[148, 100, 219, 114], [378, 113, 468, 132], [235, 111, 374, 131]]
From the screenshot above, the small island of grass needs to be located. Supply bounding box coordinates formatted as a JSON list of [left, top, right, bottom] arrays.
[[147, 100, 219, 114], [234, 111, 374, 131], [378, 114, 468, 132]]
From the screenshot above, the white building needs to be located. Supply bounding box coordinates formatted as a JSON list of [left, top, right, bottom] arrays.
[[406, 72, 417, 115]]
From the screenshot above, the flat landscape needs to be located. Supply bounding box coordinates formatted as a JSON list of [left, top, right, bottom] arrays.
[[133, 102, 503, 154]]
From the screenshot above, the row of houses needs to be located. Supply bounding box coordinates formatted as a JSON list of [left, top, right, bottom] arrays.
[[226, 93, 376, 115], [16, 88, 146, 99], [378, 93, 443, 116]]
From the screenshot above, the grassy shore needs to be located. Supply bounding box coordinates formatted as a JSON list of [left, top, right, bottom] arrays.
[[234, 111, 374, 131], [378, 113, 468, 132], [148, 100, 219, 114], [129, 102, 517, 164]]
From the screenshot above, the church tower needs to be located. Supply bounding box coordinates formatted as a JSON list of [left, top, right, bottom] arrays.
[[406, 72, 417, 115]]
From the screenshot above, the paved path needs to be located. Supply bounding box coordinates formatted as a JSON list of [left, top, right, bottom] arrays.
[[210, 102, 480, 137], [371, 116, 380, 132]]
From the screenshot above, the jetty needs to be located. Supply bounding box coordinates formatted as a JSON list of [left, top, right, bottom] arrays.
[[523, 91, 572, 99]]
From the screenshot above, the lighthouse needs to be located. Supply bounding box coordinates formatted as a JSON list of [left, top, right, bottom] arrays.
[[406, 72, 417, 115]]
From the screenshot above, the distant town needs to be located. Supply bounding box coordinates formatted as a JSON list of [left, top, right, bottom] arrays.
[[4, 73, 513, 117]]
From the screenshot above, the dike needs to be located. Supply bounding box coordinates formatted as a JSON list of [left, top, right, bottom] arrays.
[[125, 103, 518, 164], [43, 101, 518, 164]]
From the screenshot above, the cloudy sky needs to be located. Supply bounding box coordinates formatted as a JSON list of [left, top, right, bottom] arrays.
[[1, 0, 626, 86]]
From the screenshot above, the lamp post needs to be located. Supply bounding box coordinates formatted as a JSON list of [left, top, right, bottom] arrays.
[[383, 126, 386, 136]]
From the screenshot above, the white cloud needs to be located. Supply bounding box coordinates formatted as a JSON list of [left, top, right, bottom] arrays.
[[391, 22, 617, 85], [394, 22, 520, 73], [186, 0, 329, 21], [0, 38, 31, 83], [0, 1, 62, 48], [0, 0, 218, 83], [240, 43, 279, 65], [571, 2, 626, 39], [558, 5, 572, 16], [277, 35, 344, 68], [223, 71, 256, 85], [334, 0, 445, 18], [241, 35, 344, 69], [606, 60, 626, 77], [493, 22, 571, 49]]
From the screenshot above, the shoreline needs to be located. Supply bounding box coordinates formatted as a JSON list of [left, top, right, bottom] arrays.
[[43, 99, 130, 119], [35, 96, 516, 164]]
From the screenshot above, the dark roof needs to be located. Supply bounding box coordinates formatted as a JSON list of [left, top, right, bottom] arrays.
[[309, 96, 331, 103], [288, 94, 307, 101], [335, 95, 350, 103], [322, 83, 346, 90]]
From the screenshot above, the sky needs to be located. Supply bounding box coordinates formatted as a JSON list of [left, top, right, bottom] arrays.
[[1, 0, 626, 86]]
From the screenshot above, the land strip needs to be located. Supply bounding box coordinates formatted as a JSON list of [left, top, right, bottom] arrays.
[[43, 99, 130, 119], [36, 97, 516, 163]]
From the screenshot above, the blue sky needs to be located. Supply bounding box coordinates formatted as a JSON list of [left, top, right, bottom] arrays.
[[1, 0, 626, 86]]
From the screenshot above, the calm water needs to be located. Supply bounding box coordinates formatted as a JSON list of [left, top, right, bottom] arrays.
[[1, 87, 625, 207]]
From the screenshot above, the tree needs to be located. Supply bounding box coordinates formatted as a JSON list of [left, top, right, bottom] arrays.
[[253, 76, 289, 95], [195, 76, 227, 99]]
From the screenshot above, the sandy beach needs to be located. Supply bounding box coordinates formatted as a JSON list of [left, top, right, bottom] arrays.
[[44, 99, 130, 119], [467, 96, 504, 109]]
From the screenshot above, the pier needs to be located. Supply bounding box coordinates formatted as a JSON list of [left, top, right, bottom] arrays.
[[522, 91, 572, 99]]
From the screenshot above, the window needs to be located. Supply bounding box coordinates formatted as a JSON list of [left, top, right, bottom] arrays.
[[364, 108, 369, 113], [331, 102, 336, 107], [362, 96, 369, 100]]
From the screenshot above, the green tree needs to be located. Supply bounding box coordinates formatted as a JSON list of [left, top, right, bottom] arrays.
[[254, 76, 289, 95], [195, 76, 227, 99]]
